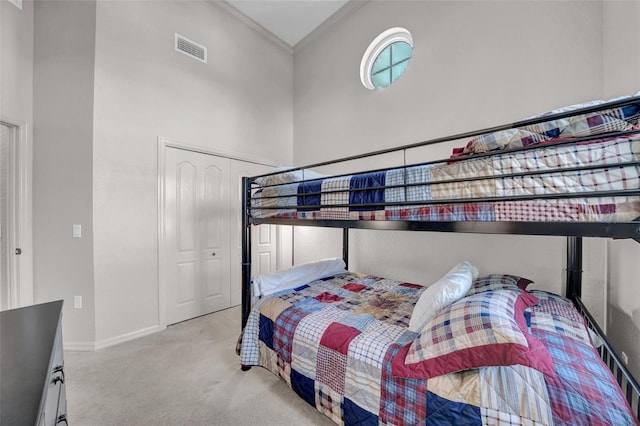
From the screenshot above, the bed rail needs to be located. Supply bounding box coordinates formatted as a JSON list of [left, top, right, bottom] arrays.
[[573, 297, 640, 421], [251, 95, 640, 182], [246, 95, 640, 237], [240, 93, 640, 416]]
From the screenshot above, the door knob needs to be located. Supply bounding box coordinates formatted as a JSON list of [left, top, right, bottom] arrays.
[[212, 252, 216, 256]]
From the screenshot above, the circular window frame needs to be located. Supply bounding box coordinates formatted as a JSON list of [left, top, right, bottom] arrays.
[[360, 27, 413, 90]]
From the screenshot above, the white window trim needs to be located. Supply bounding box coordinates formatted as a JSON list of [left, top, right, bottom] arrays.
[[360, 27, 413, 90]]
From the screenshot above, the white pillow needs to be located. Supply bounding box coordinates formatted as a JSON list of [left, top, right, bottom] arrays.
[[408, 261, 479, 333], [251, 257, 346, 298]]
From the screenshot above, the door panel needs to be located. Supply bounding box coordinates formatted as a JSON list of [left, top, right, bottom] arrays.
[[177, 162, 196, 251], [177, 261, 196, 304], [200, 156, 229, 313], [258, 252, 271, 275], [165, 148, 230, 325], [164, 148, 284, 323], [229, 160, 279, 307], [203, 165, 223, 248], [203, 257, 221, 297], [256, 223, 276, 276]]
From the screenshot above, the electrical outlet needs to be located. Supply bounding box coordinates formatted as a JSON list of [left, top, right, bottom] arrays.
[[621, 351, 629, 365], [74, 296, 82, 309]]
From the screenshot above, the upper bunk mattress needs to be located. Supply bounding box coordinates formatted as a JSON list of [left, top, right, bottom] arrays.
[[251, 132, 640, 223]]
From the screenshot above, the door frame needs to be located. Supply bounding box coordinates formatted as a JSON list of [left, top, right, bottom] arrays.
[[157, 137, 276, 329], [0, 117, 33, 309]]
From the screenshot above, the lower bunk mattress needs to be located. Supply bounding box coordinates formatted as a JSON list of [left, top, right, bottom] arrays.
[[239, 272, 637, 425]]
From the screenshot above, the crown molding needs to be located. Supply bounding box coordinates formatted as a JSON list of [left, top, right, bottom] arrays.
[[294, 0, 369, 55], [212, 0, 293, 55]]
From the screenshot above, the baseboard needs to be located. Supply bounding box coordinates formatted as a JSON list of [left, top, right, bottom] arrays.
[[64, 341, 96, 352], [64, 325, 163, 352]]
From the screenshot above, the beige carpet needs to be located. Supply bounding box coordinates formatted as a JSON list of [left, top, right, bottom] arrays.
[[65, 306, 334, 425]]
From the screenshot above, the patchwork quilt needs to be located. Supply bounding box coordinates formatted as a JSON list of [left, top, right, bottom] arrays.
[[239, 273, 638, 426], [251, 132, 640, 223]]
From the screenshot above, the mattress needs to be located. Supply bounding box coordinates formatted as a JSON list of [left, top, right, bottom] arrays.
[[239, 272, 637, 425], [252, 132, 640, 223]]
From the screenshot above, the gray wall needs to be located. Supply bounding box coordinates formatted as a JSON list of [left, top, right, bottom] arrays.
[[29, 0, 293, 347], [33, 0, 97, 344], [1, 0, 33, 122], [91, 1, 292, 344], [1, 0, 34, 308], [13, 0, 640, 378], [293, 0, 640, 379], [602, 1, 640, 379], [293, 0, 604, 294], [294, 1, 603, 163]]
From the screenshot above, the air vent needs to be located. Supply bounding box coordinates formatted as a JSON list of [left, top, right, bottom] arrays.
[[175, 33, 207, 63]]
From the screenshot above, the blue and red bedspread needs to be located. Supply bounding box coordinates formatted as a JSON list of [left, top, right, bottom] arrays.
[[239, 273, 637, 425]]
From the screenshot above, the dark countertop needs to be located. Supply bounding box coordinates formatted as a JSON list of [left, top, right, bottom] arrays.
[[0, 300, 64, 425]]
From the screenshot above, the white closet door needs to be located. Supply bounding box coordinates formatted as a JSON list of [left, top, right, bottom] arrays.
[[165, 147, 230, 325], [229, 160, 277, 307]]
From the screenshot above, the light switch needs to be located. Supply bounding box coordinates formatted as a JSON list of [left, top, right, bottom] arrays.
[[74, 295, 82, 309], [73, 224, 82, 238]]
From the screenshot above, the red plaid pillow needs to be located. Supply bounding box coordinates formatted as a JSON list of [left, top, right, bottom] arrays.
[[527, 290, 592, 346], [392, 290, 555, 379]]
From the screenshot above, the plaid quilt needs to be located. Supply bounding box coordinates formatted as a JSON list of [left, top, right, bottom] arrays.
[[239, 273, 638, 425], [252, 133, 640, 223], [461, 97, 640, 155]]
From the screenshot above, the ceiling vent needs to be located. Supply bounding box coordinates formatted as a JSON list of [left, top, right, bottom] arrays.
[[175, 33, 207, 64]]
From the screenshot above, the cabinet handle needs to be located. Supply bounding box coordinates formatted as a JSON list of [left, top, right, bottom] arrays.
[[56, 414, 68, 425], [53, 365, 65, 382]]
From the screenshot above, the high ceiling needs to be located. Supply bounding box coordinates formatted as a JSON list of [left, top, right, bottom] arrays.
[[224, 0, 350, 47]]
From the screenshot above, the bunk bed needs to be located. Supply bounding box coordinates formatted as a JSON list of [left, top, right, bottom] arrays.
[[237, 93, 640, 425]]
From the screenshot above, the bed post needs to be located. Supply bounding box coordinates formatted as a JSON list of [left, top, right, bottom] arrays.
[[241, 177, 252, 329], [565, 236, 583, 301], [343, 228, 349, 270]]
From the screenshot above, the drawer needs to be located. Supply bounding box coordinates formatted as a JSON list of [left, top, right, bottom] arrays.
[[42, 321, 65, 426], [55, 382, 68, 425]]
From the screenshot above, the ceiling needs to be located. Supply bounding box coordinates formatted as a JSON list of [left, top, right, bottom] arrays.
[[224, 0, 350, 47]]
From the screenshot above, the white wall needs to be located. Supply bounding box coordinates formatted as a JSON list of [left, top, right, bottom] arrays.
[[1, 0, 34, 309], [293, 0, 605, 295], [1, 0, 33, 122], [33, 0, 97, 345], [27, 0, 293, 348], [293, 0, 640, 378], [91, 1, 293, 344], [602, 0, 640, 379]]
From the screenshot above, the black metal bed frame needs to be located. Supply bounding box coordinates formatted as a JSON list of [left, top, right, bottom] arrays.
[[240, 94, 640, 420]]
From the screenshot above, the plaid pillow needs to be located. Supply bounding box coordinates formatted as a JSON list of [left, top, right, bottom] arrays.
[[462, 98, 640, 155], [463, 128, 550, 154], [466, 274, 533, 296], [392, 290, 555, 379], [528, 290, 573, 306], [526, 290, 592, 346]]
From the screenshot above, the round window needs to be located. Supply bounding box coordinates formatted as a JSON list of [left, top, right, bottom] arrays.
[[360, 27, 413, 90]]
